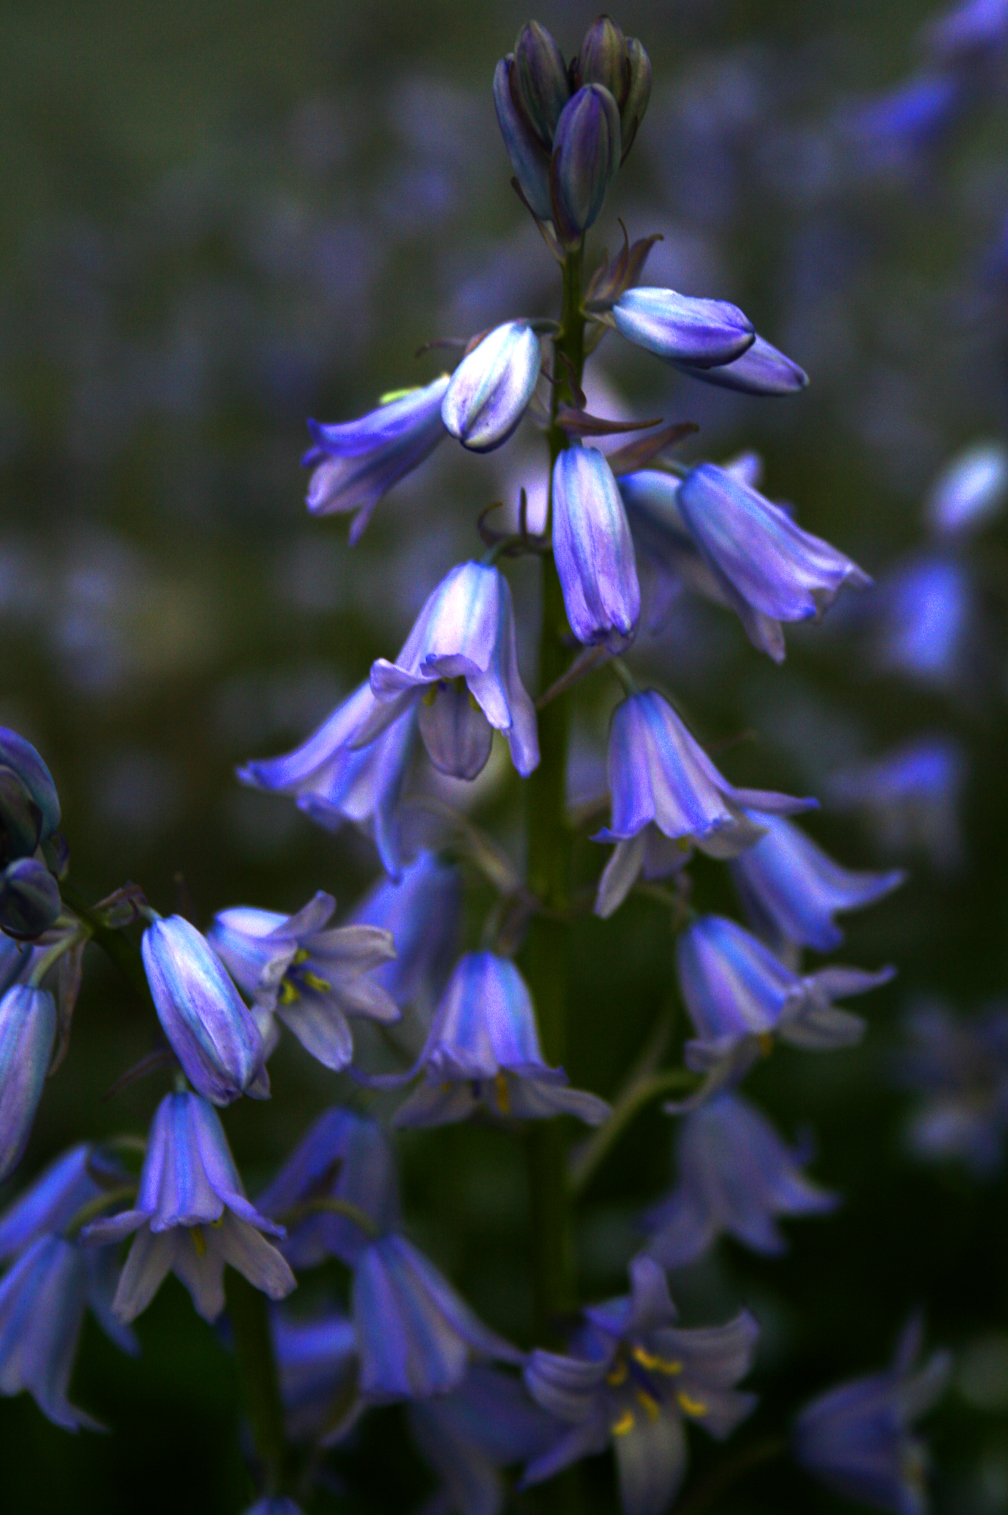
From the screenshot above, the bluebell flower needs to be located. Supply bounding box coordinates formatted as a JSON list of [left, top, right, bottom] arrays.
[[441, 323, 542, 453], [922, 0, 1008, 65], [272, 1304, 358, 1441], [642, 1092, 838, 1268], [493, 56, 553, 221], [0, 984, 56, 1179], [0, 727, 63, 941], [237, 681, 417, 879], [671, 334, 808, 396], [550, 85, 621, 246], [793, 1319, 951, 1515], [897, 1000, 1008, 1176], [593, 690, 815, 918], [83, 1091, 295, 1322], [523, 1255, 758, 1515], [392, 952, 610, 1128], [728, 810, 905, 953], [612, 287, 755, 368], [348, 851, 461, 1017], [674, 463, 870, 662], [0, 858, 63, 943], [553, 446, 640, 651], [867, 557, 973, 690], [926, 440, 1008, 536], [142, 915, 268, 1105], [208, 891, 398, 1072], [676, 915, 895, 1090], [304, 375, 449, 543], [356, 563, 539, 778], [842, 73, 964, 176], [824, 739, 967, 873]]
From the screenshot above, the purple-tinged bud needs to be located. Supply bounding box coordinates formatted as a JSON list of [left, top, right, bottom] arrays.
[[0, 985, 56, 1180], [0, 857, 61, 941], [553, 446, 640, 650], [673, 334, 808, 396], [0, 729, 60, 860], [512, 22, 570, 147], [573, 16, 630, 105], [620, 37, 652, 156], [613, 287, 755, 368], [418, 681, 494, 780], [441, 322, 542, 453], [550, 84, 621, 247], [141, 915, 267, 1105], [493, 57, 553, 221]]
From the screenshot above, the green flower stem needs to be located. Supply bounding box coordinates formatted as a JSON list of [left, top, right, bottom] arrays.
[[224, 1268, 289, 1497], [568, 1067, 700, 1198], [59, 880, 150, 1002]]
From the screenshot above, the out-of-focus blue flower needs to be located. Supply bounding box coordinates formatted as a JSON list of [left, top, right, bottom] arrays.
[[0, 984, 56, 1179], [676, 915, 894, 1089], [922, 0, 1008, 64], [0, 728, 63, 941], [238, 682, 417, 879], [493, 56, 553, 220], [272, 1305, 358, 1442], [926, 440, 1008, 536], [304, 375, 449, 543], [142, 915, 268, 1105], [208, 892, 398, 1072], [842, 73, 964, 176], [357, 563, 539, 778], [550, 85, 621, 246], [825, 739, 967, 872], [896, 1000, 1008, 1176], [675, 464, 870, 662], [523, 1255, 758, 1515], [612, 287, 754, 368], [442, 323, 541, 453], [672, 334, 808, 396], [642, 1092, 838, 1268], [83, 1091, 295, 1322], [258, 1107, 400, 1268], [867, 557, 973, 690], [553, 446, 640, 651], [243, 1500, 305, 1515], [793, 1319, 951, 1515], [348, 851, 461, 1017], [393, 952, 610, 1128], [593, 690, 815, 918], [729, 810, 905, 953], [0, 1144, 98, 1257]]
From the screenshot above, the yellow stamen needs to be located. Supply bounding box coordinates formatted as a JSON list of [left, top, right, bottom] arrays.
[[189, 1227, 206, 1257], [291, 949, 311, 966], [422, 686, 438, 707], [606, 1361, 628, 1386], [636, 1390, 660, 1421], [611, 1410, 635, 1436], [302, 971, 332, 994], [678, 1392, 708, 1417], [278, 980, 299, 1006], [494, 1073, 511, 1114], [379, 386, 421, 404], [631, 1346, 682, 1375]]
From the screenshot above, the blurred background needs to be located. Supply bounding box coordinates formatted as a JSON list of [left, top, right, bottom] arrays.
[[1, 0, 1007, 1510]]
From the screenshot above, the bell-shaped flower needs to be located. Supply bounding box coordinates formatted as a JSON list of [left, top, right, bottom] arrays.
[[238, 681, 416, 879], [441, 323, 542, 453], [349, 851, 461, 1017], [0, 856, 62, 942], [671, 334, 808, 396], [793, 1319, 950, 1515], [142, 915, 268, 1105], [553, 446, 641, 651], [824, 738, 967, 874], [0, 984, 56, 1180], [675, 463, 870, 662], [676, 915, 895, 1090], [272, 1304, 358, 1443], [867, 557, 974, 691], [642, 1092, 838, 1268], [208, 892, 398, 1072], [593, 691, 815, 918], [550, 84, 621, 246], [493, 55, 553, 221], [729, 811, 905, 954], [356, 562, 539, 778], [83, 1091, 295, 1322], [926, 440, 1008, 536], [612, 288, 754, 368], [523, 1255, 758, 1515], [0, 1144, 107, 1259], [0, 727, 61, 861], [393, 952, 610, 1129], [303, 375, 449, 543], [417, 679, 495, 779], [511, 22, 570, 148], [896, 1001, 1008, 1177]]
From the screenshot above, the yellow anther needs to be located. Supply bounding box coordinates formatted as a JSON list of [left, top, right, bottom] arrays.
[[677, 1392, 708, 1417], [278, 980, 300, 1006], [302, 971, 332, 995], [611, 1411, 635, 1436], [423, 686, 438, 707], [291, 949, 311, 966], [494, 1073, 511, 1114], [635, 1390, 660, 1421], [606, 1361, 628, 1387], [379, 386, 421, 404], [189, 1227, 206, 1257], [631, 1347, 682, 1375], [208, 1215, 224, 1230]]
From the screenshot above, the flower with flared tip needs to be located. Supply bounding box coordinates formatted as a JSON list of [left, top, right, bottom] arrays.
[[83, 1091, 295, 1322], [355, 562, 539, 778], [493, 56, 553, 220], [441, 323, 542, 453], [612, 287, 754, 368], [550, 84, 621, 246], [593, 691, 815, 919], [304, 375, 449, 543], [348, 851, 461, 1017], [393, 952, 610, 1128], [553, 446, 640, 651], [0, 984, 56, 1180], [523, 1256, 758, 1515], [142, 915, 268, 1105], [208, 891, 398, 1072], [672, 333, 808, 396]]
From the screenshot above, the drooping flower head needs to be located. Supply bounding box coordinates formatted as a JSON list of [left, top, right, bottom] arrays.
[[348, 850, 462, 1017], [552, 446, 640, 651]]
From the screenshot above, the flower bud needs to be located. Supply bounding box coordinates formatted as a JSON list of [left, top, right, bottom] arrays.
[[493, 57, 553, 221], [0, 985, 56, 1179], [550, 84, 621, 247], [573, 16, 630, 105], [142, 915, 268, 1105], [552, 446, 640, 649], [613, 286, 755, 368], [417, 681, 494, 780], [0, 729, 60, 864], [621, 38, 652, 155], [512, 21, 571, 147], [0, 857, 62, 941], [441, 322, 542, 452]]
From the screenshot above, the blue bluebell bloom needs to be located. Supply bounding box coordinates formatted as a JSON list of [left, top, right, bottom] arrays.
[[0, 984, 56, 1179], [208, 891, 398, 1072], [671, 334, 808, 396], [142, 914, 268, 1105], [793, 1319, 951, 1515], [729, 810, 905, 953], [926, 440, 1008, 536], [441, 323, 542, 453], [842, 73, 965, 177], [0, 727, 63, 941], [523, 1255, 758, 1515], [83, 1091, 295, 1322], [550, 84, 621, 246], [552, 446, 640, 651], [642, 1092, 838, 1268], [593, 690, 815, 918], [897, 1000, 1008, 1176], [612, 287, 754, 368], [348, 851, 461, 1017], [922, 0, 1008, 65], [867, 557, 973, 690], [393, 951, 610, 1128], [272, 1304, 358, 1442], [304, 375, 450, 543], [825, 738, 967, 873]]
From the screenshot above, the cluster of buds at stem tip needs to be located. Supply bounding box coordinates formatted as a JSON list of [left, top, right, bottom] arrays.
[[494, 16, 650, 245]]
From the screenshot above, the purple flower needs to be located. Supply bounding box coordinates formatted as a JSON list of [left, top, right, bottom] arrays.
[[441, 323, 542, 453], [550, 85, 621, 246], [272, 1305, 358, 1442], [553, 447, 640, 651], [493, 56, 553, 220], [83, 1091, 295, 1322], [926, 441, 1008, 536], [922, 0, 1008, 65], [612, 288, 754, 368], [393, 952, 610, 1128], [593, 691, 815, 918], [824, 738, 967, 872], [348, 851, 462, 1018], [0, 727, 61, 857], [642, 1092, 838, 1268], [868, 557, 973, 690], [843, 74, 964, 176], [672, 334, 808, 396], [356, 563, 539, 778], [896, 1000, 1008, 1176], [208, 891, 398, 1072], [142, 915, 268, 1105], [0, 985, 56, 1180], [511, 22, 570, 148], [304, 375, 449, 543]]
